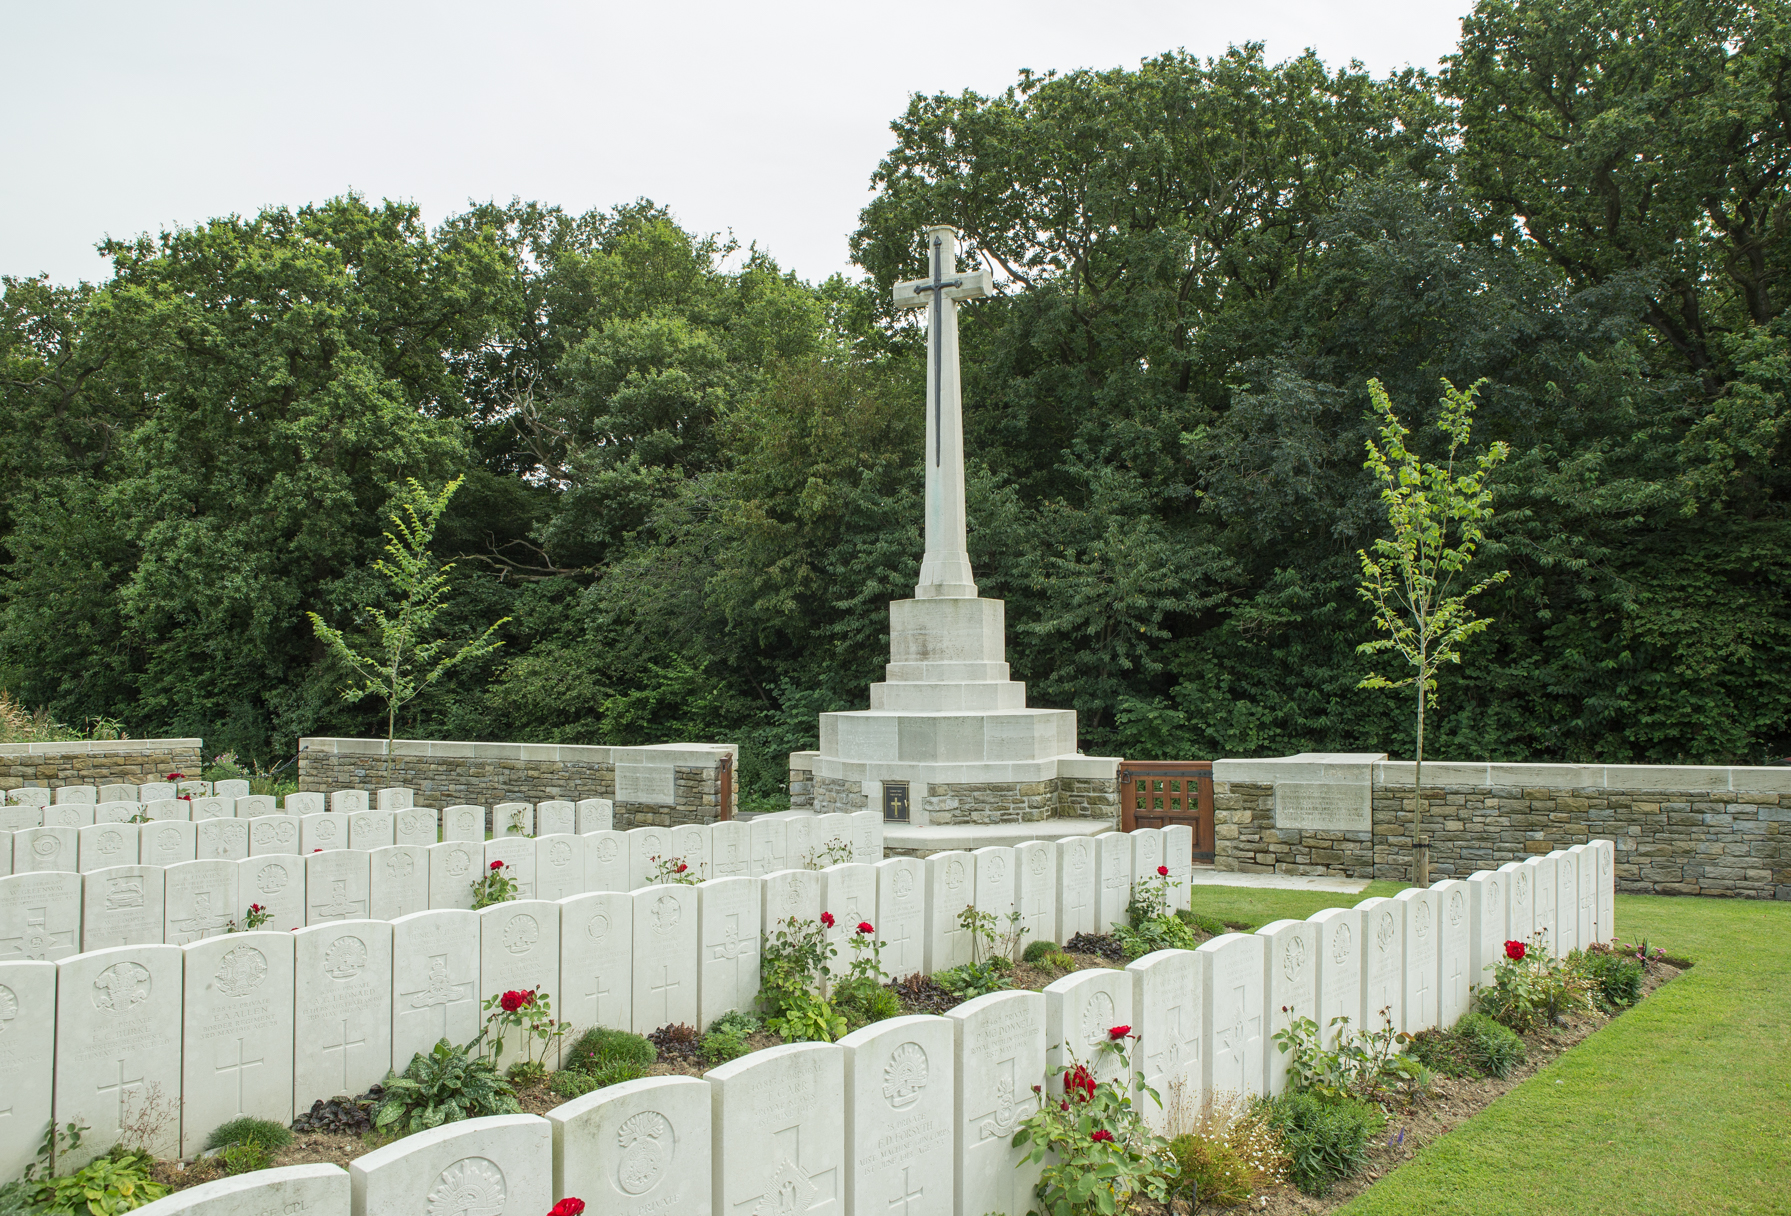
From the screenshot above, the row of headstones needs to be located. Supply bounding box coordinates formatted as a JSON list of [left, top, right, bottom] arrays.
[[1, 782, 419, 813], [113, 840, 1618, 1216]]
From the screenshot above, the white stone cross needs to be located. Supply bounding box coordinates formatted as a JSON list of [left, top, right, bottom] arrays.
[[583, 972, 612, 1024], [893, 226, 990, 599], [649, 964, 681, 1024], [320, 1018, 367, 1092], [215, 1036, 266, 1116], [97, 1059, 145, 1127], [886, 1165, 926, 1215]]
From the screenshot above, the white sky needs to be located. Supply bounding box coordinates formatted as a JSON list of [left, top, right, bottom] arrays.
[[2, 0, 1470, 288]]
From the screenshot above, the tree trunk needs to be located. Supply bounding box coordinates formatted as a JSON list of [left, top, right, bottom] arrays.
[[1414, 681, 1426, 854]]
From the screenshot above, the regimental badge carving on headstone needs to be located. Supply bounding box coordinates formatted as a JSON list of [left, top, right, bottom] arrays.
[[595, 837, 620, 863], [987, 854, 1006, 882], [214, 945, 268, 998], [1416, 901, 1431, 941], [651, 894, 681, 933], [1376, 910, 1396, 953], [1029, 848, 1048, 877], [549, 840, 574, 867], [105, 875, 144, 910], [1070, 842, 1089, 874], [323, 935, 368, 980], [944, 859, 966, 891], [503, 914, 540, 955], [1284, 936, 1307, 982], [586, 912, 610, 942], [1448, 891, 1465, 927], [882, 1042, 929, 1109], [1514, 871, 1526, 901], [616, 1110, 672, 1195], [315, 818, 339, 843], [256, 863, 289, 895], [31, 836, 57, 859], [92, 961, 151, 1012], [893, 867, 915, 899], [0, 983, 16, 1032], [97, 829, 125, 858], [446, 848, 472, 877], [426, 1156, 506, 1216], [174, 891, 231, 939], [1081, 990, 1116, 1050], [157, 827, 181, 850], [387, 853, 415, 879], [978, 1072, 1021, 1140], [1332, 922, 1352, 963]]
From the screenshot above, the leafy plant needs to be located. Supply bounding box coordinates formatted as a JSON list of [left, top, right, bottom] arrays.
[[701, 1011, 762, 1065], [1271, 1009, 1423, 1100], [1477, 935, 1594, 1032], [1579, 947, 1645, 1011], [760, 914, 846, 1041], [1265, 1089, 1385, 1197], [221, 1141, 273, 1175], [1023, 939, 1062, 964], [23, 1147, 168, 1215], [1013, 1028, 1176, 1215], [224, 903, 271, 933], [933, 958, 1012, 1001], [1355, 377, 1510, 821], [563, 1025, 657, 1074], [470, 860, 518, 909], [204, 1116, 291, 1153], [1457, 1012, 1525, 1078], [1115, 867, 1200, 958], [479, 986, 567, 1072], [1167, 1131, 1257, 1208], [374, 1038, 521, 1134], [801, 838, 854, 870], [305, 476, 511, 776], [646, 853, 699, 884]]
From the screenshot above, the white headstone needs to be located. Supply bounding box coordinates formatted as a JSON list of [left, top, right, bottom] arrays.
[[1200, 932, 1268, 1099], [1162, 824, 1194, 912], [0, 960, 56, 1180], [1570, 844, 1595, 948], [534, 834, 585, 902], [813, 813, 853, 866], [549, 1076, 711, 1215], [1498, 859, 1532, 946], [98, 784, 137, 803], [1012, 840, 1057, 951], [1433, 879, 1472, 1028], [393, 806, 438, 849], [94, 801, 141, 825], [1257, 918, 1317, 1097], [1131, 827, 1164, 884], [300, 812, 346, 853], [211, 779, 251, 800], [141, 797, 188, 822], [43, 801, 95, 828], [189, 796, 236, 822], [574, 797, 614, 835], [711, 820, 752, 878], [1525, 853, 1559, 956], [484, 836, 537, 899], [582, 829, 629, 893], [764, 868, 823, 936], [349, 1113, 551, 1216], [1465, 870, 1507, 992], [1307, 905, 1362, 1049], [80, 822, 139, 873], [306, 850, 371, 924], [196, 816, 249, 861], [391, 909, 482, 1068], [1551, 849, 1579, 955], [1055, 836, 1097, 943], [0, 807, 34, 835], [1593, 838, 1616, 943], [127, 1164, 348, 1216], [628, 825, 673, 890], [1043, 967, 1132, 1086], [180, 931, 296, 1155], [0, 829, 8, 875], [441, 804, 486, 843], [947, 989, 1044, 1216], [54, 943, 183, 1166], [233, 794, 277, 818], [82, 864, 164, 951], [8, 787, 49, 807], [369, 846, 430, 920], [874, 857, 926, 979], [849, 810, 882, 865], [249, 813, 300, 855], [536, 800, 576, 838], [923, 851, 975, 972], [672, 823, 709, 881], [839, 1014, 954, 1216], [283, 792, 325, 816], [480, 900, 562, 1069], [329, 789, 368, 814], [139, 782, 177, 803], [349, 810, 395, 851], [141, 819, 196, 866], [971, 846, 1016, 948], [165, 858, 239, 944], [750, 815, 789, 877], [783, 813, 816, 873], [1355, 897, 1404, 1035], [177, 780, 212, 798], [375, 786, 414, 811], [819, 862, 878, 965], [494, 801, 535, 838], [632, 884, 698, 1032], [698, 876, 762, 1028], [1395, 887, 1440, 1033], [295, 919, 395, 1109], [54, 784, 98, 805], [427, 841, 480, 911], [1128, 947, 1204, 1130], [558, 891, 633, 1034], [1092, 831, 1133, 935], [241, 854, 306, 932], [14, 825, 77, 873], [709, 1042, 844, 1216]]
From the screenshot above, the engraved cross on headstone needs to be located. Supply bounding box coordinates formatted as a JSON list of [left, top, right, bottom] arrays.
[[216, 1036, 266, 1116], [886, 1165, 925, 1215], [319, 1018, 366, 1092], [97, 1059, 145, 1128]]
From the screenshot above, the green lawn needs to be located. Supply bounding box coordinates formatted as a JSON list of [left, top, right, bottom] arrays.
[[1190, 883, 1791, 1215], [1184, 879, 1407, 930]]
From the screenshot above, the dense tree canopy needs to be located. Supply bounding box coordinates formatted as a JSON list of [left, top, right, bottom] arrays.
[[2, 0, 1785, 797]]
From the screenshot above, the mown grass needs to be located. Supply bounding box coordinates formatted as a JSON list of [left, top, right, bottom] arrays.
[[1183, 878, 1407, 931], [1190, 881, 1791, 1215]]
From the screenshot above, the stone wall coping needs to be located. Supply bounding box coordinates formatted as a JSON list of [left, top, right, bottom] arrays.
[[299, 737, 736, 766], [0, 738, 202, 757], [1212, 753, 1385, 785], [1370, 759, 1791, 794]]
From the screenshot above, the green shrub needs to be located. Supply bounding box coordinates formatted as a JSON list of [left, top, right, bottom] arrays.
[[1457, 1011, 1526, 1078], [23, 1146, 167, 1214], [374, 1039, 521, 1134], [1265, 1090, 1385, 1197], [222, 1141, 273, 1175], [1022, 939, 1060, 964], [1579, 951, 1645, 1011], [834, 980, 902, 1032], [702, 1011, 763, 1065], [1404, 1028, 1476, 1078], [1476, 936, 1595, 1032], [933, 959, 1011, 1000], [204, 1116, 292, 1153], [548, 1056, 648, 1099], [1178, 909, 1231, 937], [564, 1026, 656, 1074], [1168, 1132, 1257, 1207]]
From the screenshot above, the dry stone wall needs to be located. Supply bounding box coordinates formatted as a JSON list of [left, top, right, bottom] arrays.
[[0, 739, 203, 793], [807, 767, 1119, 825]]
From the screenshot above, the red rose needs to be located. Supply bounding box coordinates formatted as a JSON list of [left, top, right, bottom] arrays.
[[167, 773, 184, 780], [1108, 1025, 1131, 1040], [1504, 940, 1526, 961], [250, 904, 263, 912], [500, 990, 531, 1013], [548, 1199, 586, 1216], [1064, 1064, 1095, 1101], [856, 921, 875, 935], [313, 848, 321, 853], [490, 860, 504, 871], [178, 794, 192, 801], [675, 862, 688, 873], [820, 912, 835, 928], [1157, 865, 1169, 876], [1091, 1129, 1114, 1143]]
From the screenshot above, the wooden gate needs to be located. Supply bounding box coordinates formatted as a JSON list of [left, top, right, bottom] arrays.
[[1118, 760, 1215, 861]]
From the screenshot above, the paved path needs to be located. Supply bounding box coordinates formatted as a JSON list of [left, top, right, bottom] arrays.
[[1187, 866, 1370, 893]]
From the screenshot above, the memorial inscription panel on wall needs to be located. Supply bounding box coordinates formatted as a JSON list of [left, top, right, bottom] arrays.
[[1272, 783, 1371, 832]]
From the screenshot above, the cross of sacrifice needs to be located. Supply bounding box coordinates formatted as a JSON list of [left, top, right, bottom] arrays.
[[216, 1036, 266, 1116], [319, 1019, 366, 1092], [893, 230, 988, 466]]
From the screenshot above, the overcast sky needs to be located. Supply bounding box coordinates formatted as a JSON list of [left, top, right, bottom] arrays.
[[2, 0, 1471, 289]]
